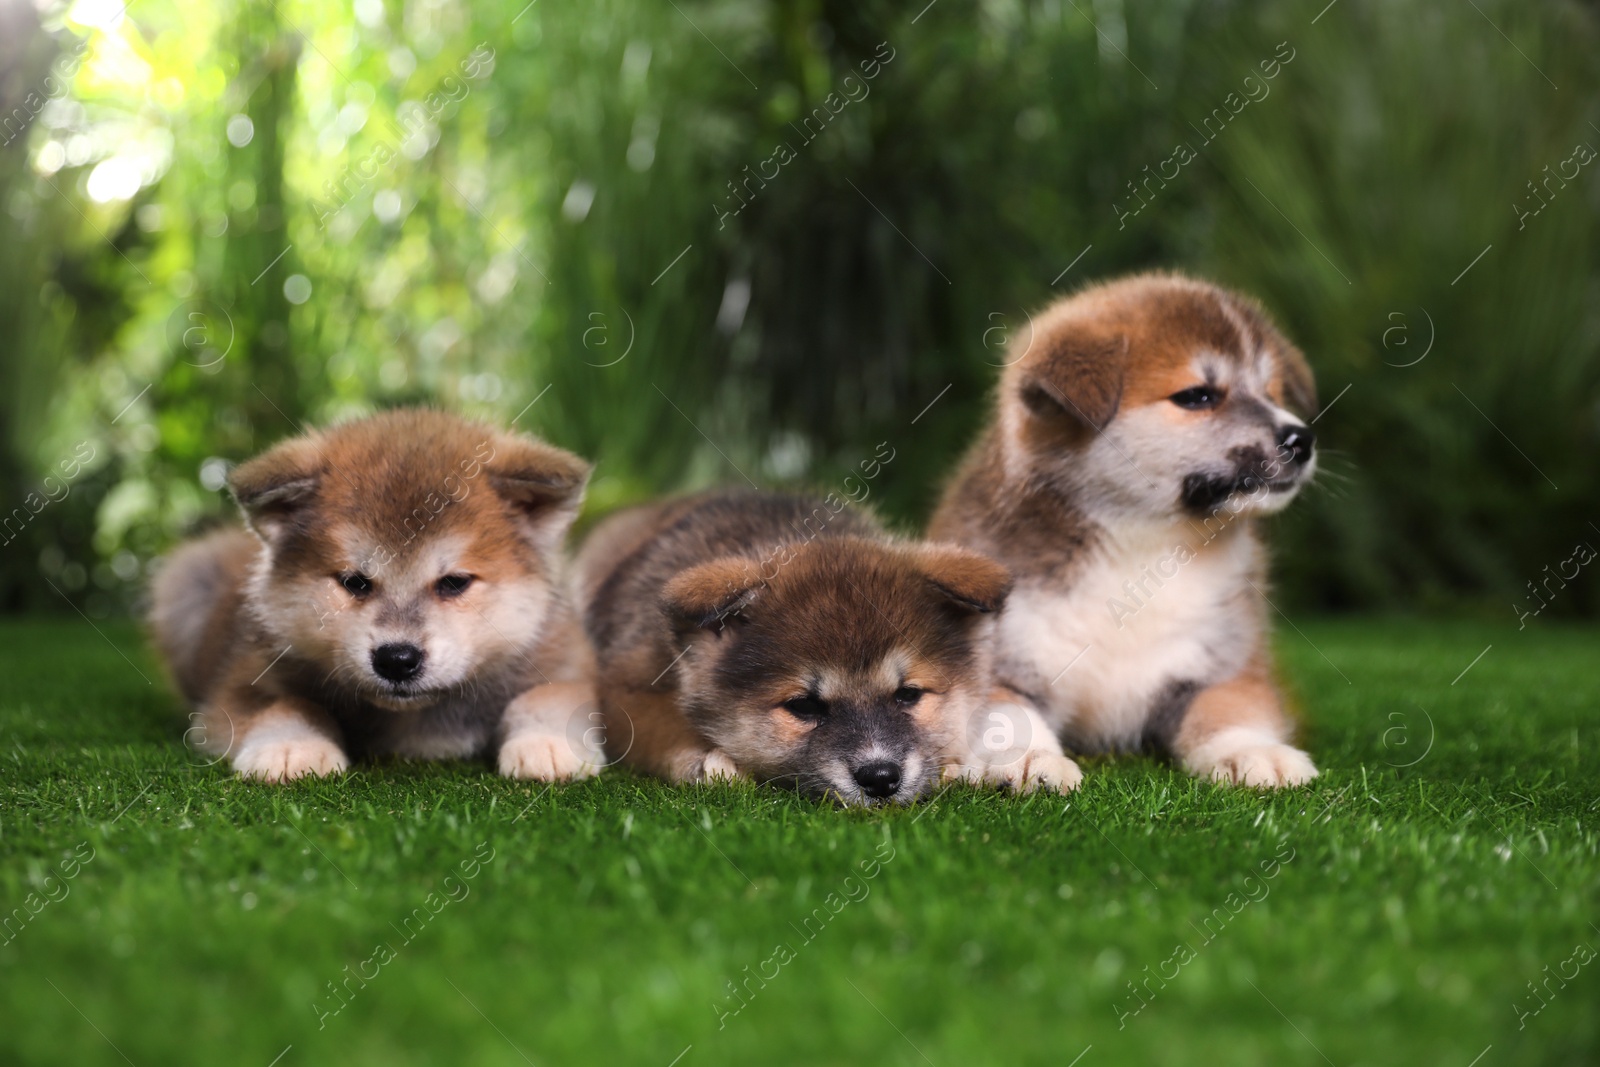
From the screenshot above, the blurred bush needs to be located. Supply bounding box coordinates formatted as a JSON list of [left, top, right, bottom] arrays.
[[0, 0, 1595, 618]]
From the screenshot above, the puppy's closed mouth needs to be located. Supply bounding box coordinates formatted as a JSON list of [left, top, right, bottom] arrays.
[[1181, 471, 1302, 512], [805, 782, 928, 808], [367, 684, 442, 709]]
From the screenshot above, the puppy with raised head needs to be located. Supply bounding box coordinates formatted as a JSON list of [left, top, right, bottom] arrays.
[[148, 408, 603, 782], [931, 272, 1321, 788], [576, 490, 1046, 805]]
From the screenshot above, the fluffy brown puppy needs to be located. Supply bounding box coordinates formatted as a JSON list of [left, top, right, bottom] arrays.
[[930, 272, 1321, 788], [576, 490, 1042, 805], [148, 409, 602, 782]]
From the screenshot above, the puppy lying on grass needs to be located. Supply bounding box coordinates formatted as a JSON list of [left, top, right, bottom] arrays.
[[148, 409, 603, 783], [575, 490, 1067, 805], [931, 273, 1322, 789]]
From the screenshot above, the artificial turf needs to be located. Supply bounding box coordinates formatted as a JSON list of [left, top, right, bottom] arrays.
[[0, 617, 1595, 1067]]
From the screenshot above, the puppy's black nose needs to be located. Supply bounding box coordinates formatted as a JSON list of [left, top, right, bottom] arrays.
[[1275, 423, 1315, 466], [371, 643, 425, 682], [853, 761, 902, 798]]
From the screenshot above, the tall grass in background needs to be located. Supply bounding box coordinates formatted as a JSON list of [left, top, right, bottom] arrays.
[[0, 0, 1594, 617]]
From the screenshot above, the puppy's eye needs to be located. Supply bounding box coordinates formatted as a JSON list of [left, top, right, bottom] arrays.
[[1169, 385, 1223, 410], [435, 574, 474, 598], [893, 686, 924, 706], [339, 573, 374, 597], [781, 696, 829, 721]]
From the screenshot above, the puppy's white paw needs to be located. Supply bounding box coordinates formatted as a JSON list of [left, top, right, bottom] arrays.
[[1211, 744, 1318, 788], [498, 730, 604, 781], [988, 750, 1084, 794], [1018, 751, 1085, 793], [699, 749, 742, 781], [1187, 728, 1318, 789], [663, 747, 745, 784], [962, 698, 1081, 793], [233, 733, 348, 782]]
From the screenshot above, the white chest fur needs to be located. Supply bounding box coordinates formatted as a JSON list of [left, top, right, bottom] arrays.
[[998, 523, 1259, 751]]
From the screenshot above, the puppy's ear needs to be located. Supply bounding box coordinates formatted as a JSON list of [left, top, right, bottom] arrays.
[[484, 434, 591, 553], [1277, 343, 1318, 420], [1018, 330, 1128, 434], [229, 436, 323, 545], [911, 544, 1012, 615], [661, 558, 763, 636]]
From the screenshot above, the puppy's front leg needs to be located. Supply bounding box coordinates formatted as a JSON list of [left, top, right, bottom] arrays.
[[1171, 663, 1318, 788], [952, 687, 1082, 794], [498, 681, 607, 781], [603, 687, 743, 784], [200, 697, 349, 782]]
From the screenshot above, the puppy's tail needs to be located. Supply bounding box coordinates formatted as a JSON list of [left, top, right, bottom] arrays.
[[147, 527, 258, 705]]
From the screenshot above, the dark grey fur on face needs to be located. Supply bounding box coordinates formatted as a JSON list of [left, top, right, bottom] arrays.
[[790, 697, 937, 805]]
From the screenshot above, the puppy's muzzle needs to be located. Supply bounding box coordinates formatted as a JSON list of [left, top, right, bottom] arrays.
[[1182, 426, 1315, 512]]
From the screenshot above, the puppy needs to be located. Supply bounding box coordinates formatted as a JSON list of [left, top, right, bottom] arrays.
[[575, 490, 1046, 805], [148, 408, 603, 783], [930, 272, 1321, 788]]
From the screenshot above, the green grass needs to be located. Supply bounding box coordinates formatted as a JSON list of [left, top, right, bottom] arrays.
[[1, 618, 1596, 1067]]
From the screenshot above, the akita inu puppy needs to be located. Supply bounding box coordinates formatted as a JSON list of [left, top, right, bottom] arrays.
[[575, 490, 1044, 805], [148, 408, 603, 782], [931, 272, 1321, 788]]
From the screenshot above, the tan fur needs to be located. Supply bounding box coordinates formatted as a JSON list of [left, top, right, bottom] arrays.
[[147, 408, 599, 782], [148, 528, 257, 705], [931, 272, 1320, 789]]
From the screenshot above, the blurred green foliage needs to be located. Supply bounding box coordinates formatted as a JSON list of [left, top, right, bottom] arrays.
[[0, 0, 1596, 618]]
